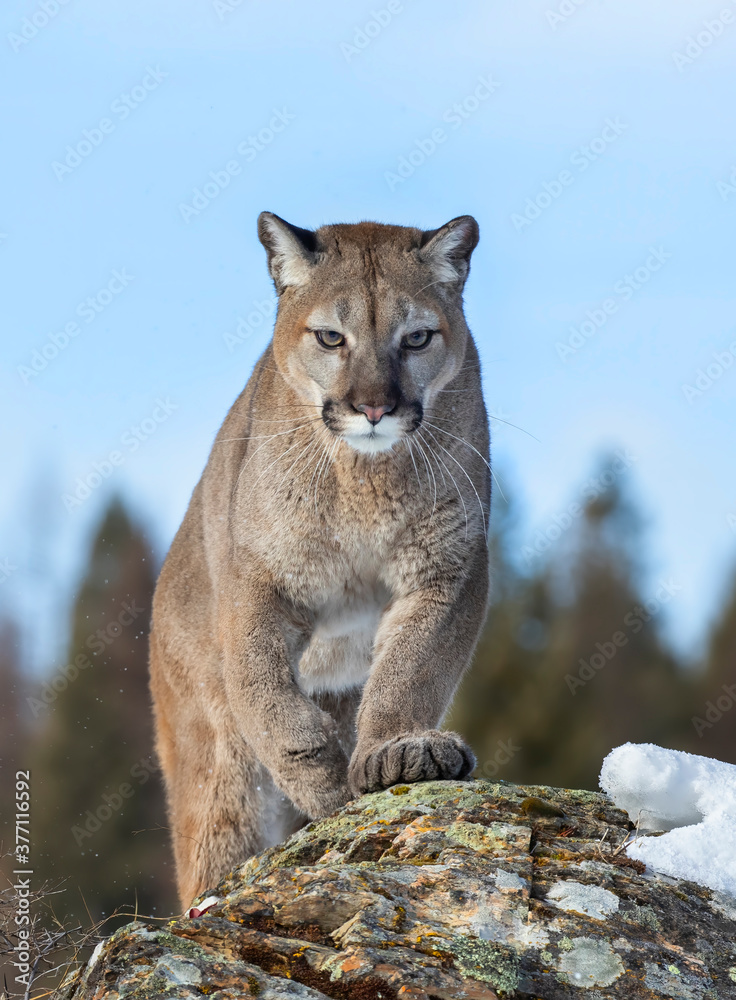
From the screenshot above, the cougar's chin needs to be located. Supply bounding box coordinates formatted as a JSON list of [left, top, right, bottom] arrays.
[[341, 414, 405, 454], [343, 431, 400, 454]]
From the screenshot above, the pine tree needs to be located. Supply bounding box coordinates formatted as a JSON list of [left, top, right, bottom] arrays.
[[29, 498, 176, 925], [692, 567, 736, 763], [450, 457, 695, 791], [1, 617, 26, 890], [0, 616, 25, 773]]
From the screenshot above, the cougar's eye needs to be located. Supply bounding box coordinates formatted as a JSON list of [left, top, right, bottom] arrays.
[[403, 329, 434, 350], [315, 330, 345, 349]]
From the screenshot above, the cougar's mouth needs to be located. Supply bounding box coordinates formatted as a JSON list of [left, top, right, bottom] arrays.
[[321, 400, 423, 454]]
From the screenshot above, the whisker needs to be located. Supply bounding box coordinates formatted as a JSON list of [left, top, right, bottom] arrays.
[[221, 420, 320, 442], [310, 441, 332, 514], [315, 440, 333, 502], [418, 433, 468, 541], [319, 437, 341, 505], [423, 421, 492, 475], [406, 440, 422, 494], [319, 437, 340, 499], [417, 428, 447, 490], [220, 424, 323, 442], [234, 436, 274, 490], [235, 421, 321, 494], [413, 434, 437, 519], [430, 411, 540, 444], [420, 429, 447, 491], [424, 420, 506, 504], [273, 436, 323, 499], [488, 414, 540, 442], [245, 434, 316, 495], [457, 354, 492, 364], [422, 427, 488, 538], [239, 411, 322, 424], [246, 401, 322, 410], [459, 356, 505, 365]]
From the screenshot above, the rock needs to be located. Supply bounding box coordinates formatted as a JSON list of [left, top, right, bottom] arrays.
[[57, 780, 736, 999]]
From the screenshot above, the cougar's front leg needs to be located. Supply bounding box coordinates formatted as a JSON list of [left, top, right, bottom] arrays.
[[219, 573, 350, 818], [349, 545, 489, 795]]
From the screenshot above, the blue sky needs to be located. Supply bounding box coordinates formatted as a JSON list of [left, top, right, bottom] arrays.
[[2, 0, 735, 669]]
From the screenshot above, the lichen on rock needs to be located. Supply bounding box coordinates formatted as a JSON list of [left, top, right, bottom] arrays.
[[57, 779, 736, 999]]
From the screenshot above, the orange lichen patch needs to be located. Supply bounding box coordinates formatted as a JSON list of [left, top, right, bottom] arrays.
[[340, 955, 366, 972]]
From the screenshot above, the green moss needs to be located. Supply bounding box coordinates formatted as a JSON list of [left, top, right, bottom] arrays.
[[446, 820, 506, 853], [270, 845, 312, 869], [390, 785, 410, 795], [449, 936, 519, 994], [139, 973, 174, 995], [364, 780, 487, 816], [624, 903, 661, 932], [569, 788, 606, 803], [151, 931, 210, 961]]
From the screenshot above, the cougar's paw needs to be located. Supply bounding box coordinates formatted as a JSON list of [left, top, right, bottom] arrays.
[[277, 729, 352, 819], [349, 730, 476, 796], [294, 779, 352, 820]]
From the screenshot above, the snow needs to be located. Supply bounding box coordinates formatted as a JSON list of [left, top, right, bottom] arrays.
[[600, 743, 736, 898]]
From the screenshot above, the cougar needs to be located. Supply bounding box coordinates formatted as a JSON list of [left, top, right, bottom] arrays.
[[150, 212, 491, 907]]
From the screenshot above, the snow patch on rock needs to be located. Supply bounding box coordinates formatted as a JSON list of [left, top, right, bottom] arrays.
[[600, 743, 736, 898]]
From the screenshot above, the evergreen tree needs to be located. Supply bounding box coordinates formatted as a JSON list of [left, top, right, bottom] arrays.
[[692, 567, 736, 764], [450, 458, 694, 791], [1, 617, 26, 890], [29, 498, 176, 925], [0, 616, 25, 773]]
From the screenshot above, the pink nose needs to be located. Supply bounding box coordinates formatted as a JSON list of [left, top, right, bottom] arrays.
[[356, 404, 394, 425]]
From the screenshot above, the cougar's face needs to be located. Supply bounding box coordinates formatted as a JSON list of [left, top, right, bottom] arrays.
[[294, 292, 457, 454], [261, 214, 479, 455]]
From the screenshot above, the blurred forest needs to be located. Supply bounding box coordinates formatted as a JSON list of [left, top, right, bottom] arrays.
[[1, 500, 177, 938], [1, 454, 735, 940]]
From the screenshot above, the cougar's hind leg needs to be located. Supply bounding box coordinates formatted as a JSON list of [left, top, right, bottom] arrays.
[[151, 640, 268, 909], [167, 724, 267, 910]]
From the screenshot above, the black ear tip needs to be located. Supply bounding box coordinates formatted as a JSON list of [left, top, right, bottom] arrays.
[[454, 215, 480, 247], [419, 215, 480, 256], [257, 211, 286, 248], [257, 210, 275, 232]]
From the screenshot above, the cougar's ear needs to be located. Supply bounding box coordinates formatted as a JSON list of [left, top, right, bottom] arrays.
[[417, 215, 479, 286], [257, 212, 320, 294]]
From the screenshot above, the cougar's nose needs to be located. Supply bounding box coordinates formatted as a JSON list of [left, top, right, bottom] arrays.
[[355, 403, 395, 425]]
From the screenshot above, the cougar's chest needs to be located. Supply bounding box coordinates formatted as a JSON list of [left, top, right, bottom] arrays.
[[295, 579, 390, 695], [283, 526, 394, 695]]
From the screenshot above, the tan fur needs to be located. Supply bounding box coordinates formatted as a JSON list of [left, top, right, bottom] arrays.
[[150, 213, 491, 908]]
